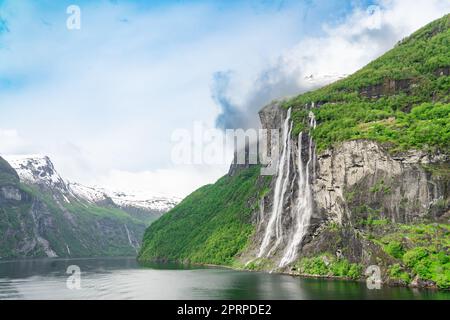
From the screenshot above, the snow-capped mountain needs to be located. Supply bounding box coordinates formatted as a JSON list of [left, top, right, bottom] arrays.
[[4, 155, 180, 216], [0, 154, 149, 258], [68, 182, 180, 214], [5, 155, 68, 191]]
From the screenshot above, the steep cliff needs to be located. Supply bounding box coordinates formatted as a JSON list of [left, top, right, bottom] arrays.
[[0, 156, 50, 258], [243, 14, 450, 288], [240, 102, 449, 288], [139, 15, 450, 289]]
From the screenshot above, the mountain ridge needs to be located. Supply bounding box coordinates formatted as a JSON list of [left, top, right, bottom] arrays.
[[0, 154, 178, 259], [4, 154, 179, 222]]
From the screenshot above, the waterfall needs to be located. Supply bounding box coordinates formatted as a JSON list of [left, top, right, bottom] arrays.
[[124, 224, 138, 253], [258, 108, 292, 258], [256, 197, 265, 233], [279, 111, 316, 267]]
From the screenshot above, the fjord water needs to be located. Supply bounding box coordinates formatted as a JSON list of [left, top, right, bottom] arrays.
[[0, 257, 447, 300]]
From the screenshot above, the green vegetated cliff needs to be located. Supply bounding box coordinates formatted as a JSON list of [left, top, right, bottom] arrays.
[[139, 165, 270, 265], [139, 15, 450, 289], [0, 156, 146, 259], [285, 14, 449, 153]]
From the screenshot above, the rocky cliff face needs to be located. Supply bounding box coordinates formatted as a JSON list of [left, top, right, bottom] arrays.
[[241, 103, 449, 273], [314, 141, 448, 225]]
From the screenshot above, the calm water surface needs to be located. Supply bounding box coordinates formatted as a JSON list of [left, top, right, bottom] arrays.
[[0, 257, 448, 300]]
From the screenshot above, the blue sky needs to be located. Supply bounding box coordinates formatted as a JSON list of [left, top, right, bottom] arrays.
[[0, 0, 448, 197]]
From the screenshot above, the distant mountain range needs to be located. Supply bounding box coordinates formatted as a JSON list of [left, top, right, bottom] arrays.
[[0, 154, 179, 259]]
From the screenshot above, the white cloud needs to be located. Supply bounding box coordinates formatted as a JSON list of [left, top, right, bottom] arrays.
[[214, 0, 450, 129], [0, 129, 35, 155], [96, 164, 229, 198], [0, 1, 302, 197]]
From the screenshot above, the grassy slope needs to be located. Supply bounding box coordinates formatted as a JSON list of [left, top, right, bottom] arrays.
[[292, 222, 450, 289], [138, 166, 269, 265], [377, 223, 450, 289], [0, 157, 19, 187], [284, 14, 449, 153]]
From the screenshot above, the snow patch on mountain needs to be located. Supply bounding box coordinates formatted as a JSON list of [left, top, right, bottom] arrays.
[[106, 189, 180, 212], [68, 182, 107, 203], [4, 154, 67, 189], [4, 154, 180, 213], [68, 182, 180, 212]]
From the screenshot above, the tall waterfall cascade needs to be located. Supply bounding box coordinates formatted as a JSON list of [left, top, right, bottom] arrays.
[[258, 108, 292, 258], [257, 107, 317, 268], [279, 111, 316, 267]]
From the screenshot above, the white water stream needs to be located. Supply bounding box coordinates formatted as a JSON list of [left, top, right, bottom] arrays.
[[257, 108, 317, 268], [279, 111, 316, 267], [258, 108, 292, 258]]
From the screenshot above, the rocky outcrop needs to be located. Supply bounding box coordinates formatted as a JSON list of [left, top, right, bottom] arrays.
[[435, 66, 450, 77], [359, 78, 414, 99], [0, 186, 23, 201], [314, 140, 449, 225], [259, 101, 288, 135]]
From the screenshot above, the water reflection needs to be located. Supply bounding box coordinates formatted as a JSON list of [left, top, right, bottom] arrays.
[[0, 257, 447, 300]]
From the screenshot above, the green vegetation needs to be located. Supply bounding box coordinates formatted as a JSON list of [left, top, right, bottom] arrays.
[[29, 184, 147, 257], [138, 166, 269, 265], [0, 157, 19, 186], [354, 204, 390, 227], [384, 241, 405, 259], [403, 247, 449, 289], [283, 14, 450, 153], [244, 258, 275, 271], [294, 254, 363, 280], [389, 263, 411, 284], [296, 223, 449, 288], [370, 179, 391, 195], [375, 223, 450, 289]]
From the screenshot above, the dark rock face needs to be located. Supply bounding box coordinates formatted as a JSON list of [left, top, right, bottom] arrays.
[[258, 101, 288, 134], [434, 67, 450, 77], [227, 101, 289, 177], [359, 78, 414, 99]]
